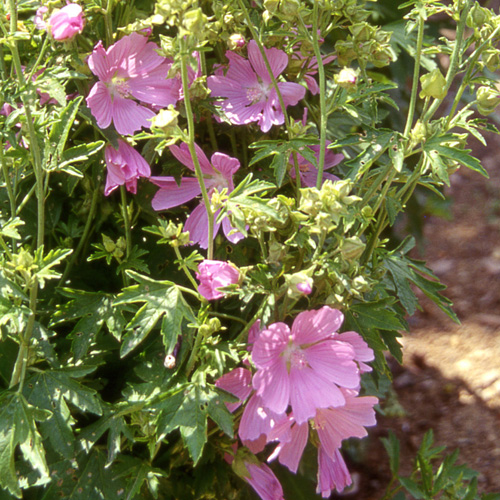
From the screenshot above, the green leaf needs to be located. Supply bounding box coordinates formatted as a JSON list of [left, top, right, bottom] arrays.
[[23, 368, 102, 458], [399, 476, 426, 499], [425, 136, 488, 178], [59, 141, 105, 169], [155, 383, 233, 464], [0, 393, 50, 498], [381, 430, 400, 475], [114, 271, 196, 357], [33, 246, 72, 288], [0, 217, 24, 240]]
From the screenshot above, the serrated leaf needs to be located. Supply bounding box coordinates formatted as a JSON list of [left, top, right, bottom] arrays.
[[0, 393, 50, 498], [155, 383, 233, 464], [115, 272, 196, 357], [23, 369, 102, 458], [381, 430, 400, 475], [399, 476, 426, 499], [59, 141, 104, 168]]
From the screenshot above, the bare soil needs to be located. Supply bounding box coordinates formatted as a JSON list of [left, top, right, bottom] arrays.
[[352, 133, 500, 498]]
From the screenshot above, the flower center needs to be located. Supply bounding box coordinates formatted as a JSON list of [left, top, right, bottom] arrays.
[[107, 75, 131, 99], [246, 82, 269, 104], [283, 338, 308, 372]]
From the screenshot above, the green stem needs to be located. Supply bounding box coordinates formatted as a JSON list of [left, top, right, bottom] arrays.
[[58, 182, 100, 287], [234, 296, 269, 344], [7, 0, 45, 394], [105, 0, 114, 46], [0, 144, 16, 219], [422, 0, 472, 124], [180, 39, 215, 259], [209, 311, 246, 325], [311, 2, 327, 189], [185, 326, 206, 377], [173, 244, 201, 292], [403, 7, 425, 138], [27, 36, 50, 83], [120, 185, 132, 286]]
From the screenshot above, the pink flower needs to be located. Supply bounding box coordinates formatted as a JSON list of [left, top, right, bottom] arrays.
[[150, 143, 244, 248], [243, 461, 285, 500], [251, 306, 361, 424], [289, 142, 344, 187], [314, 390, 378, 458], [207, 40, 305, 133], [47, 4, 84, 41], [86, 32, 180, 136], [317, 447, 352, 497], [104, 140, 151, 196], [34, 6, 48, 29], [196, 260, 240, 301]]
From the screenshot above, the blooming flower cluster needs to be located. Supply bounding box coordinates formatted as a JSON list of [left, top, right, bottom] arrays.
[[216, 306, 377, 498]]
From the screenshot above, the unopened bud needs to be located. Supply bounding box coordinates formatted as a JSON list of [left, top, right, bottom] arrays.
[[477, 86, 500, 115], [151, 106, 179, 132], [228, 33, 245, 50], [420, 69, 447, 100], [335, 68, 358, 89]]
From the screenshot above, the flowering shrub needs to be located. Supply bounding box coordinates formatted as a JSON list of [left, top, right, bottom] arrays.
[[1, 0, 499, 499]]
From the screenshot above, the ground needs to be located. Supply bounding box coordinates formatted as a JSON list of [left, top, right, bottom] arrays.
[[352, 132, 500, 499]]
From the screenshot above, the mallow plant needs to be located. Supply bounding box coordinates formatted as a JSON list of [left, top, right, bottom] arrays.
[[1, 0, 499, 498]]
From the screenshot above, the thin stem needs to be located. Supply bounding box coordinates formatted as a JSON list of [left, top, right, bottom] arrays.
[[234, 296, 269, 344], [1, 145, 16, 219], [422, 0, 472, 124], [59, 182, 100, 286], [180, 38, 215, 259], [209, 311, 246, 325], [104, 0, 114, 46], [7, 0, 45, 394], [173, 244, 201, 292], [120, 185, 132, 286], [311, 2, 327, 189], [27, 36, 50, 83], [403, 7, 425, 138]]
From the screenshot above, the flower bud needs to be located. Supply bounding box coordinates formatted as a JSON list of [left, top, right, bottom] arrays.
[[279, 0, 301, 18], [151, 106, 179, 133], [334, 68, 359, 89], [467, 3, 490, 29], [483, 48, 500, 72], [102, 234, 116, 253], [284, 271, 314, 299], [419, 69, 447, 100], [263, 0, 279, 13], [182, 8, 207, 38], [228, 33, 245, 50], [476, 86, 500, 115], [340, 237, 365, 262]]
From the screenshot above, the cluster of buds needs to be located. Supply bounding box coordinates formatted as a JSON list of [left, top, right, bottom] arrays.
[[336, 22, 394, 68], [299, 180, 362, 232]]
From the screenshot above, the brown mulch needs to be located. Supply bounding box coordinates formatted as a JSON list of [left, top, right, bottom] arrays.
[[352, 132, 500, 498]]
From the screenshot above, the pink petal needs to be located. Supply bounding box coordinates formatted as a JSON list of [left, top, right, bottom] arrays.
[[239, 394, 282, 442], [86, 81, 113, 130], [215, 367, 253, 412], [225, 50, 260, 85], [289, 368, 346, 424], [336, 331, 374, 372], [252, 362, 290, 415], [252, 323, 290, 369], [222, 216, 245, 244], [277, 81, 306, 107], [88, 42, 111, 81], [304, 74, 319, 95], [210, 152, 240, 178], [315, 395, 378, 457], [150, 177, 201, 210], [170, 143, 213, 175], [248, 40, 288, 83], [305, 340, 359, 389], [291, 306, 345, 345], [244, 462, 285, 500], [272, 421, 308, 473], [184, 202, 221, 249], [111, 96, 155, 135], [317, 447, 352, 497]]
